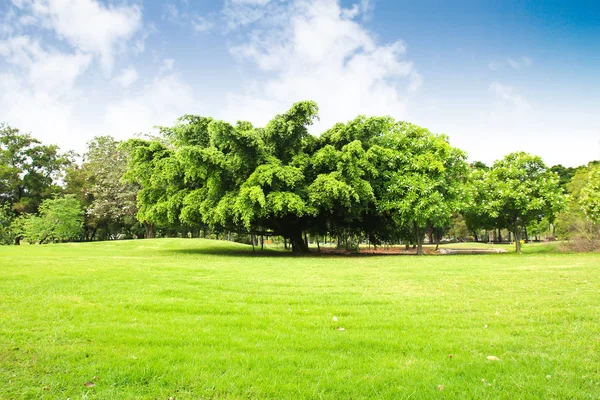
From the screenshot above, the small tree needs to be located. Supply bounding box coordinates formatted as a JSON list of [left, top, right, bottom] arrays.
[[22, 196, 84, 244], [487, 152, 565, 253], [580, 167, 600, 224]]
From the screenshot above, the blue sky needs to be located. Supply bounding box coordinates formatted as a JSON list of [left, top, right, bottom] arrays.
[[1, 0, 599, 166]]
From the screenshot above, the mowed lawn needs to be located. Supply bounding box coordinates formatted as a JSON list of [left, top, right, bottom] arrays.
[[1, 240, 599, 399]]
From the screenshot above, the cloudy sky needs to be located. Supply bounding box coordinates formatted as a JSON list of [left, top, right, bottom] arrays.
[[1, 0, 599, 166]]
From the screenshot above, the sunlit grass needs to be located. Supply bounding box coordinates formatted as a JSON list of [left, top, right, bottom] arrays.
[[1, 239, 599, 399]]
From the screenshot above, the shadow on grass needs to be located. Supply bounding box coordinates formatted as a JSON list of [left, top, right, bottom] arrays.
[[167, 248, 364, 258], [164, 245, 424, 258], [160, 239, 567, 258]]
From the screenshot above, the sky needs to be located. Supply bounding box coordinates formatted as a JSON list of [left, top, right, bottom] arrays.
[[1, 0, 599, 167]]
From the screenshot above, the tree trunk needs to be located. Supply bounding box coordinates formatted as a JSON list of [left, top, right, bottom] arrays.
[[289, 231, 309, 253], [145, 223, 155, 239], [427, 227, 433, 245], [316, 236, 320, 252], [498, 229, 502, 243], [524, 227, 529, 243], [261, 234, 264, 250], [414, 222, 424, 255], [513, 228, 522, 254]]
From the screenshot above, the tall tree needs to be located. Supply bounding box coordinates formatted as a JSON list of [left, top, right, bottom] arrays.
[[376, 123, 469, 255], [64, 136, 142, 240], [86, 136, 140, 239], [0, 124, 72, 214]]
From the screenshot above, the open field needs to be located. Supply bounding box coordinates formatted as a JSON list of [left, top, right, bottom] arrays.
[[1, 239, 599, 399]]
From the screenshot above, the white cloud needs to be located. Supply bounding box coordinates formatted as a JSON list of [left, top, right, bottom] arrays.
[[192, 16, 214, 32], [222, 0, 421, 132], [223, 0, 282, 29], [489, 56, 533, 71], [115, 66, 138, 88], [0, 72, 83, 152], [163, 58, 175, 70], [507, 56, 532, 69], [165, 2, 215, 32], [0, 0, 146, 153], [0, 35, 91, 94], [16, 0, 142, 71], [105, 74, 198, 139], [489, 82, 530, 110]]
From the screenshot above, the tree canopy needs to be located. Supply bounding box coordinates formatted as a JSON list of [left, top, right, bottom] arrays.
[[123, 101, 469, 253], [0, 103, 582, 252], [465, 152, 565, 252], [0, 124, 72, 214]]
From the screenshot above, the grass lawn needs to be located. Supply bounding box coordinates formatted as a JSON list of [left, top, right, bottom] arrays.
[[1, 239, 599, 399]]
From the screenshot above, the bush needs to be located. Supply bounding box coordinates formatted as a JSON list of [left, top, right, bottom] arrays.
[[21, 196, 84, 244]]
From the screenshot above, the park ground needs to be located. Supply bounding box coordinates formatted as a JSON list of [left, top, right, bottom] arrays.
[[0, 239, 599, 399]]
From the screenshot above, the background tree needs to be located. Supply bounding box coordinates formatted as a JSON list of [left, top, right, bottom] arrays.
[[580, 166, 600, 224], [86, 136, 140, 239], [553, 163, 597, 241], [0, 124, 72, 214], [20, 195, 84, 244], [64, 136, 143, 240], [485, 152, 565, 253], [377, 123, 468, 255], [550, 164, 578, 188], [463, 165, 501, 242], [0, 204, 15, 245]]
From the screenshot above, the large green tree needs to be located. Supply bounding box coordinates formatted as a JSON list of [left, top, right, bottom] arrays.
[[375, 123, 468, 254], [124, 102, 469, 253]]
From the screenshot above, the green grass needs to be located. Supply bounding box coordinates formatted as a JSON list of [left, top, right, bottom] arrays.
[[1, 239, 599, 399], [434, 241, 566, 254]]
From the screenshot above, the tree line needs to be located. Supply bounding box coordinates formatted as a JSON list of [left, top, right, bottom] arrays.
[[1, 102, 599, 253]]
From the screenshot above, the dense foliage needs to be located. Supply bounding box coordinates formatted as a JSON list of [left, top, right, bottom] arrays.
[[464, 153, 565, 253], [64, 136, 142, 240], [0, 101, 595, 253], [123, 102, 468, 253], [14, 195, 84, 244]]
